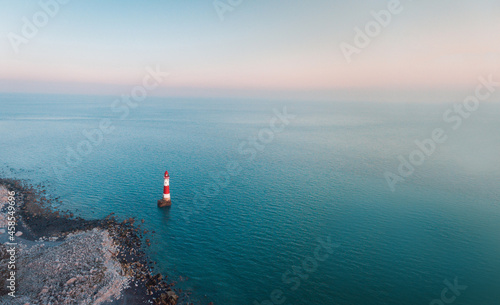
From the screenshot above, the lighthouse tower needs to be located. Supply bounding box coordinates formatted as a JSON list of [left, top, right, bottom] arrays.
[[158, 170, 172, 207], [163, 171, 170, 200]]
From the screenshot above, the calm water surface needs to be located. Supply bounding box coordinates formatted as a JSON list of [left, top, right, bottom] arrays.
[[1, 93, 499, 304]]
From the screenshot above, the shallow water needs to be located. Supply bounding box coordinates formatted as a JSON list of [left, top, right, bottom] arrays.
[[1, 93, 499, 304]]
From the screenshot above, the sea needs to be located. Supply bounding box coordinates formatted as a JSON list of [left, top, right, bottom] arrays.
[[1, 93, 499, 305]]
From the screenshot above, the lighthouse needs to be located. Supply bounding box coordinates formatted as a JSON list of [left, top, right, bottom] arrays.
[[158, 170, 172, 208]]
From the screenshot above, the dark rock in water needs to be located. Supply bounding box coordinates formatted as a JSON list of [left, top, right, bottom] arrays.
[[155, 290, 178, 305], [157, 199, 171, 208]]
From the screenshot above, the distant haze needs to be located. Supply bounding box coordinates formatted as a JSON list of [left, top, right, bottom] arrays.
[[1, 0, 499, 101]]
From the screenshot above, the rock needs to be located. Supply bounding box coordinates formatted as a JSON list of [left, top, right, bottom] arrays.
[[65, 277, 77, 286], [168, 291, 179, 303], [157, 199, 171, 208], [15, 231, 23, 236], [157, 290, 178, 304]]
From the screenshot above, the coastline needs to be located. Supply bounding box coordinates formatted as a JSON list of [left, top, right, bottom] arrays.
[[0, 178, 179, 305]]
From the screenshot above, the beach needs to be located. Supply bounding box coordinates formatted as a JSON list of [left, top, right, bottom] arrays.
[[0, 178, 179, 305]]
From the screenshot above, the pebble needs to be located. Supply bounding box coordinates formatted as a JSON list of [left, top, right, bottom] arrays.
[[65, 277, 77, 286]]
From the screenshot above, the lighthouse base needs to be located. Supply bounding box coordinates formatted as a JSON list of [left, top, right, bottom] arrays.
[[157, 198, 172, 208]]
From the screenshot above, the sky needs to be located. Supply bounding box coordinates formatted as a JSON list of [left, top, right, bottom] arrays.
[[0, 0, 499, 102]]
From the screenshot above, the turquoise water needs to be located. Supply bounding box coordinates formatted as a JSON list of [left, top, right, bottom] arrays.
[[1, 93, 500, 304]]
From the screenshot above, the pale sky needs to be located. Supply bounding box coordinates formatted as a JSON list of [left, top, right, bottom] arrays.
[[0, 0, 499, 101]]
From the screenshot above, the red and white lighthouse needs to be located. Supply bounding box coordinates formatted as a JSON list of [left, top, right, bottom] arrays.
[[158, 170, 172, 207], [163, 171, 170, 200]]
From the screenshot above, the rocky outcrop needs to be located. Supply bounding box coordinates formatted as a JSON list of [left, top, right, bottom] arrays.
[[0, 179, 179, 305], [157, 199, 172, 208]]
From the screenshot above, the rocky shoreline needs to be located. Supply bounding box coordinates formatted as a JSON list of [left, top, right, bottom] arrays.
[[0, 178, 179, 305]]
